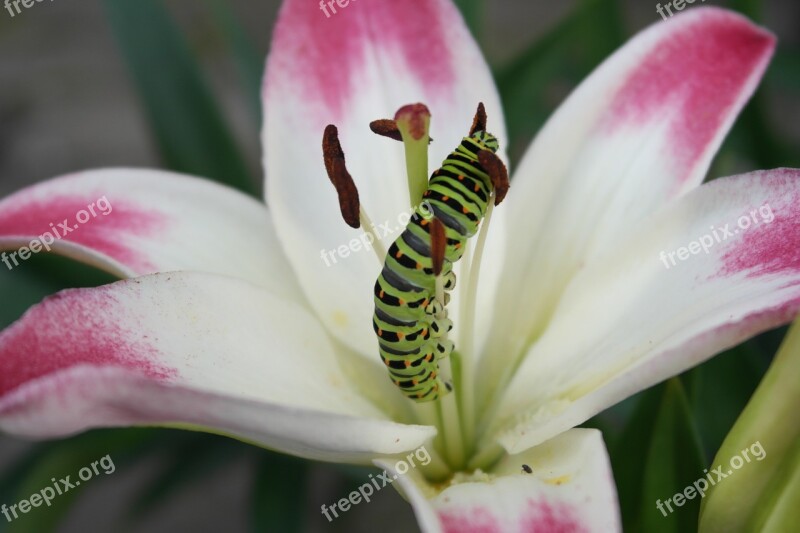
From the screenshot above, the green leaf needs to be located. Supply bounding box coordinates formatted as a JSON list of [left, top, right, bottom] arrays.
[[452, 0, 483, 40], [0, 255, 118, 330], [699, 320, 800, 532], [683, 341, 769, 456], [126, 433, 244, 521], [611, 379, 706, 533], [251, 452, 308, 533], [769, 47, 800, 92], [202, 0, 264, 120], [103, 0, 256, 196], [0, 429, 160, 533], [641, 380, 706, 533], [728, 0, 763, 20]]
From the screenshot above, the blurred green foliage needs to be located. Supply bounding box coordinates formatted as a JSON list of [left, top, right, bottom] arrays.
[[103, 0, 257, 196], [699, 320, 800, 532]]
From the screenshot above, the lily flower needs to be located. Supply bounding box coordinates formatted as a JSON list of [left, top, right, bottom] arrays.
[[0, 1, 798, 530]]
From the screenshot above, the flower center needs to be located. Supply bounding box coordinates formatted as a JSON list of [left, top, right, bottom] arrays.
[[322, 103, 509, 473]]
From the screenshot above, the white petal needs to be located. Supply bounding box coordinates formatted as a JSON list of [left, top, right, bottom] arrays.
[[0, 271, 434, 463], [0, 169, 301, 300], [263, 0, 507, 357], [493, 169, 800, 454], [480, 8, 775, 397], [378, 429, 620, 532]]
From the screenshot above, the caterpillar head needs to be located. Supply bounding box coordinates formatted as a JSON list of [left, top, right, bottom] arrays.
[[471, 130, 499, 153]]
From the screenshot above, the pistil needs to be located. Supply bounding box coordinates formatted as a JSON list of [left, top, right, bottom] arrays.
[[392, 104, 432, 207]]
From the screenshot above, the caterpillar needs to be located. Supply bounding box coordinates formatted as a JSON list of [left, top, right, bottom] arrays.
[[372, 106, 507, 402]]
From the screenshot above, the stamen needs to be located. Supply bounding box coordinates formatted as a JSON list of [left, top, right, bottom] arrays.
[[369, 119, 403, 142], [469, 102, 487, 136], [394, 103, 431, 207], [409, 219, 462, 466], [358, 207, 388, 263], [322, 125, 360, 228], [455, 197, 498, 461], [433, 258, 465, 468], [371, 119, 433, 143], [323, 125, 387, 263], [477, 150, 510, 205]]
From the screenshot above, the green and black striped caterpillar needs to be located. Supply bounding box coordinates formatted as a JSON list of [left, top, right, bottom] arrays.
[[373, 117, 506, 402]]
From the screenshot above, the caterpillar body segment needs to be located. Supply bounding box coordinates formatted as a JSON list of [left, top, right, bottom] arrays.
[[374, 129, 501, 402]]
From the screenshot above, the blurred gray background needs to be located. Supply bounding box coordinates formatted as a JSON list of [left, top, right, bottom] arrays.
[[0, 0, 798, 531]]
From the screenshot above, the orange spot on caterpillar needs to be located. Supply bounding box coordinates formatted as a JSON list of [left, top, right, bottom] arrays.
[[384, 359, 390, 366], [462, 206, 469, 214], [458, 175, 464, 181], [379, 290, 385, 298], [395, 250, 403, 259], [416, 262, 422, 270], [397, 332, 405, 340], [405, 360, 411, 368], [420, 219, 429, 226], [442, 196, 450, 202], [398, 298, 405, 305], [378, 328, 383, 337], [474, 184, 480, 192], [412, 379, 419, 385], [421, 328, 428, 337]]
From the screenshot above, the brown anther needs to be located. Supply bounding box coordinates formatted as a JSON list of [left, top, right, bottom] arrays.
[[469, 102, 487, 135], [322, 125, 361, 228], [430, 218, 447, 276], [478, 149, 510, 205], [370, 118, 434, 144], [369, 119, 403, 141]]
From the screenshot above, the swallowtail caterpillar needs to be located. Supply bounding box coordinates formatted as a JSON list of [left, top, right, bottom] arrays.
[[323, 103, 508, 403]]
